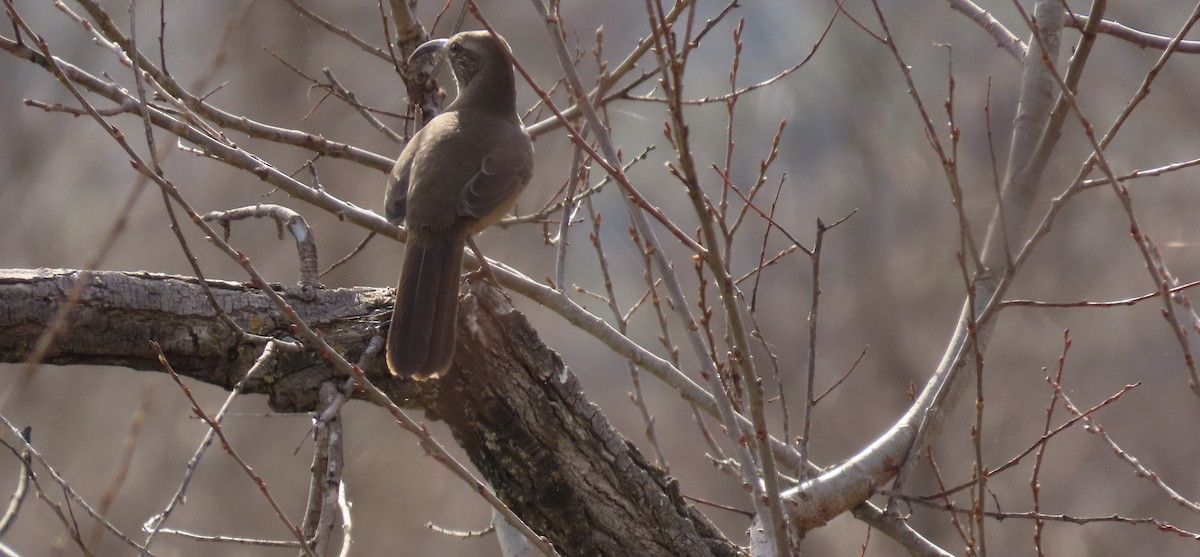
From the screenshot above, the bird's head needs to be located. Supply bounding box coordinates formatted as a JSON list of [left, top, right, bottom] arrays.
[[409, 31, 514, 99]]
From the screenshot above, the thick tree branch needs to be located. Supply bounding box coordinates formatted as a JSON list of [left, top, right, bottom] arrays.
[[0, 268, 737, 555], [0, 268, 404, 411], [440, 281, 738, 557]]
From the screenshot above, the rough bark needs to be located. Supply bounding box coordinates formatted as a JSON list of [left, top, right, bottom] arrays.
[[0, 268, 415, 411], [441, 279, 738, 556], [0, 268, 739, 556]]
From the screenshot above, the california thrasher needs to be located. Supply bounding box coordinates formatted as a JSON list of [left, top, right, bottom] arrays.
[[384, 31, 533, 379]]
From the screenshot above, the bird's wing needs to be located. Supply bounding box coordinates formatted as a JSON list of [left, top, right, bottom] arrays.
[[387, 126, 435, 225], [458, 133, 533, 220], [384, 164, 409, 225]]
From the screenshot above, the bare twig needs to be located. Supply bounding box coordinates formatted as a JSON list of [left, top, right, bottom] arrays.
[[947, 1, 1200, 58], [1014, 0, 1200, 397], [502, 145, 653, 227], [749, 174, 788, 311], [644, 0, 792, 549], [945, 0, 1026, 59], [849, 499, 956, 557], [1067, 13, 1200, 53], [280, 0, 391, 61], [813, 346, 869, 405], [1080, 158, 1200, 189], [1032, 330, 1072, 557], [1054, 382, 1200, 514], [0, 427, 31, 537], [921, 380, 1140, 500], [427, 522, 496, 538], [0, 415, 148, 554], [1002, 280, 1200, 309], [901, 493, 1200, 538], [553, 126, 590, 292], [584, 198, 668, 469], [323, 68, 405, 143], [152, 341, 312, 555], [320, 232, 378, 279], [155, 529, 301, 547], [301, 382, 346, 555], [799, 219, 828, 477], [201, 204, 322, 287], [502, 2, 790, 497], [630, 2, 837, 108], [923, 449, 973, 550], [62, 0, 396, 170]]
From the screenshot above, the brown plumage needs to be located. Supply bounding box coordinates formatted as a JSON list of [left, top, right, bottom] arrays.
[[384, 31, 533, 379]]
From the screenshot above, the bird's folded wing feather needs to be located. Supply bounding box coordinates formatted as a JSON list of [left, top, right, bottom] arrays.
[[385, 164, 410, 225], [458, 138, 532, 219]]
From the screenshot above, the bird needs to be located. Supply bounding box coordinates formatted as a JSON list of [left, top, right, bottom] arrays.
[[384, 30, 533, 380]]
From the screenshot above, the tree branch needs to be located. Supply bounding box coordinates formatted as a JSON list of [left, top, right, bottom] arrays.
[[0, 268, 737, 555]]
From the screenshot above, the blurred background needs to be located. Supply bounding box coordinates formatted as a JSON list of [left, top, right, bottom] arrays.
[[2, 0, 1200, 555]]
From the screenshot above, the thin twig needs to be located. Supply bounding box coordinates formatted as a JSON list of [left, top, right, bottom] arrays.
[[323, 68, 404, 143], [584, 196, 668, 469], [1053, 382, 1200, 514], [921, 450, 971, 552], [799, 219, 828, 477], [1067, 13, 1200, 53], [427, 522, 496, 538], [156, 529, 302, 547], [1079, 157, 1200, 189], [142, 339, 281, 550], [629, 1, 837, 108], [945, 0, 1026, 59], [1015, 0, 1200, 397], [640, 0, 789, 549], [1032, 330, 1072, 557], [320, 232, 378, 279], [503, 145, 653, 227], [900, 492, 1200, 538], [152, 341, 312, 555], [553, 126, 590, 292], [66, 0, 396, 170], [280, 0, 391, 61], [301, 382, 346, 555], [0, 427, 31, 537], [501, 2, 776, 497], [201, 204, 321, 287], [813, 346, 869, 405], [1002, 280, 1200, 309], [0, 415, 149, 554], [921, 380, 1140, 500], [749, 174, 788, 311]]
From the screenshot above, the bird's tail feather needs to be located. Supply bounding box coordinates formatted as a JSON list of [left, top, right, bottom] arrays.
[[386, 230, 468, 379]]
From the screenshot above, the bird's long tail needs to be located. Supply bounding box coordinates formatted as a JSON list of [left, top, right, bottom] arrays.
[[386, 230, 468, 379]]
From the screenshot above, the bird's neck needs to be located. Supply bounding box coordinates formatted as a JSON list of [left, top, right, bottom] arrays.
[[452, 63, 519, 119]]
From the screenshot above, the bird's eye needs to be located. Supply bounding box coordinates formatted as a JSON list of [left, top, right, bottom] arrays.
[[449, 42, 463, 53]]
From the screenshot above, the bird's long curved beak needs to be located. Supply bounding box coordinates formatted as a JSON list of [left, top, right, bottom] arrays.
[[408, 38, 449, 64]]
